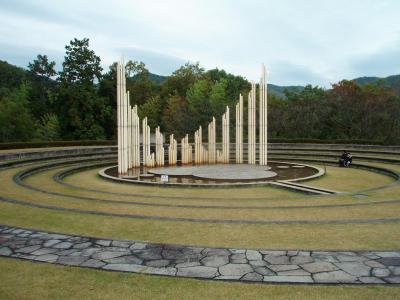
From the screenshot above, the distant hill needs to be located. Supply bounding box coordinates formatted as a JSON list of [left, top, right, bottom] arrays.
[[148, 73, 167, 85], [147, 72, 305, 98], [353, 74, 400, 95], [1, 58, 399, 97], [0, 60, 28, 92], [267, 84, 304, 98]]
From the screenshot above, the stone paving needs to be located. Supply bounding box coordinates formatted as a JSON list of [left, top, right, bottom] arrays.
[[1, 225, 400, 284], [149, 164, 277, 181]]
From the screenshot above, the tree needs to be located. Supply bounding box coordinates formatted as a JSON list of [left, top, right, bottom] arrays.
[[381, 95, 400, 143], [209, 78, 229, 117], [124, 60, 156, 106], [59, 38, 102, 85], [161, 62, 204, 98], [162, 95, 193, 138], [27, 54, 58, 118], [28, 54, 56, 79], [138, 96, 162, 130], [125, 60, 149, 78], [0, 60, 27, 99], [36, 113, 61, 141], [98, 63, 117, 139], [0, 84, 36, 142], [205, 68, 250, 103], [324, 80, 364, 139], [56, 38, 110, 140], [284, 85, 327, 139], [267, 94, 289, 138], [187, 79, 212, 128]]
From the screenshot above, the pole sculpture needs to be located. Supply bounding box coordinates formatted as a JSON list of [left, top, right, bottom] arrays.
[[127, 91, 132, 169], [168, 134, 177, 165], [132, 105, 140, 168], [123, 90, 129, 172], [235, 94, 243, 164], [225, 106, 230, 163], [248, 83, 256, 164], [155, 126, 164, 166], [221, 106, 230, 163], [181, 134, 192, 165], [142, 117, 155, 167], [117, 61, 268, 173], [117, 60, 123, 174], [117, 59, 130, 174], [117, 59, 142, 174], [259, 65, 268, 166], [208, 117, 216, 164], [195, 126, 207, 165]]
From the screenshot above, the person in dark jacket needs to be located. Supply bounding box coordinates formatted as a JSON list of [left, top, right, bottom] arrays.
[[339, 151, 352, 167], [345, 152, 353, 167]]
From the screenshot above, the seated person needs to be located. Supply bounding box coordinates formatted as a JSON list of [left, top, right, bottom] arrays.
[[345, 152, 353, 167], [339, 151, 352, 167]]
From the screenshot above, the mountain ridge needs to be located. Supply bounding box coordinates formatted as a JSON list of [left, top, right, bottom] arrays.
[[1, 59, 399, 97], [147, 72, 400, 97]]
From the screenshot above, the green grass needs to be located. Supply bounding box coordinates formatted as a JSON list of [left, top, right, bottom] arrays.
[[1, 201, 400, 250], [0, 257, 398, 300], [1, 161, 400, 249], [306, 165, 394, 192], [2, 150, 400, 299], [22, 166, 397, 207], [3, 167, 399, 222]]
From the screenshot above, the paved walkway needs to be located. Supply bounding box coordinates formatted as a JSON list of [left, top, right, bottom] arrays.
[[149, 164, 277, 180], [1, 225, 400, 284]]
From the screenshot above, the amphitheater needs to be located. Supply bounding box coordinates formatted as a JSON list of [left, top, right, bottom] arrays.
[[1, 142, 400, 297]]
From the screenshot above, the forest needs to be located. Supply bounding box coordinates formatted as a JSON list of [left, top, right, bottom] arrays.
[[1, 38, 399, 145]]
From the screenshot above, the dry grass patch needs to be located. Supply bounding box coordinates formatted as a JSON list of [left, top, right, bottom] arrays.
[[1, 201, 400, 250], [307, 165, 393, 192], [1, 257, 398, 300]]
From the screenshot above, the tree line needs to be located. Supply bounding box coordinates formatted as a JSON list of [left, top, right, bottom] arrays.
[[0, 38, 399, 144]]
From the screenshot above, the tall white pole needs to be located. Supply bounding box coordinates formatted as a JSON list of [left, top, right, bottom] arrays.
[[221, 106, 230, 163], [259, 64, 268, 166], [265, 66, 268, 165], [117, 60, 122, 174], [169, 134, 177, 165], [208, 117, 216, 164], [142, 117, 148, 166], [248, 83, 256, 164], [260, 70, 264, 166], [123, 64, 129, 173], [127, 91, 131, 169], [226, 106, 230, 163], [240, 94, 243, 163]]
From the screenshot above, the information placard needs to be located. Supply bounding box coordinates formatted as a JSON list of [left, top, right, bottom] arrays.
[[160, 174, 169, 183]]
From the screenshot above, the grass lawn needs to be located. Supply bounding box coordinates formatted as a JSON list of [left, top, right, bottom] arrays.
[[0, 257, 398, 300], [1, 161, 400, 249], [1, 201, 400, 250], [1, 166, 394, 222], [17, 166, 397, 207], [306, 165, 394, 192]]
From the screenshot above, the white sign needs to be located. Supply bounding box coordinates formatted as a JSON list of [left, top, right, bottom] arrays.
[[160, 174, 169, 183]]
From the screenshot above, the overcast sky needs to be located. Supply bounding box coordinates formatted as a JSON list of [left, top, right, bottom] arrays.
[[0, 0, 399, 87]]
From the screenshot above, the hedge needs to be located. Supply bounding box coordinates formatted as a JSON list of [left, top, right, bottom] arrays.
[[1, 138, 396, 150], [0, 140, 116, 150], [267, 138, 387, 145]]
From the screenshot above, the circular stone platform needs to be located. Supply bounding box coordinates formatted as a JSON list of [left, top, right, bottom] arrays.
[[149, 164, 277, 181], [99, 161, 324, 187]]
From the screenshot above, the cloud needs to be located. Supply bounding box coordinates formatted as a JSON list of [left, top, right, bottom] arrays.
[[269, 61, 328, 87], [0, 42, 64, 71], [0, 0, 399, 87], [0, 0, 79, 26], [115, 47, 187, 75], [350, 44, 400, 78]]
